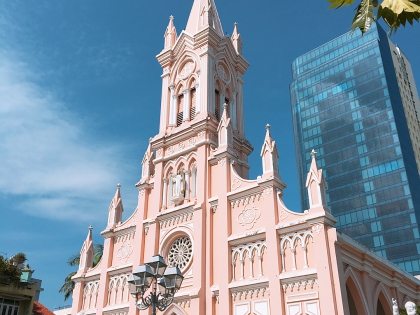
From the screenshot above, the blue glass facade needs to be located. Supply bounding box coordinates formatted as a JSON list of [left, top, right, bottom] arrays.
[[290, 24, 420, 274]]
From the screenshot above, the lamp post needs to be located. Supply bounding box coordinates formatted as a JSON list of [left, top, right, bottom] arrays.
[[128, 254, 184, 315]]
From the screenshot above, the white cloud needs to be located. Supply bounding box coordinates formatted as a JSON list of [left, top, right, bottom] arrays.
[[0, 50, 133, 221]]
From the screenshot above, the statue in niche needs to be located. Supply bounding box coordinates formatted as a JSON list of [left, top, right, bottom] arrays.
[[405, 301, 418, 315], [171, 170, 185, 206], [392, 298, 399, 315]]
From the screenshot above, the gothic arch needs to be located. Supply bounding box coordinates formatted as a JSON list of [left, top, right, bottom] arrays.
[[175, 82, 185, 95], [163, 303, 187, 315], [169, 51, 199, 85], [344, 267, 369, 315], [163, 152, 198, 175], [164, 166, 174, 180], [187, 75, 197, 89], [373, 283, 392, 315]]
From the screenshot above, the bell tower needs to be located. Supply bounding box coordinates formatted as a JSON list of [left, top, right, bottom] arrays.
[[156, 0, 250, 150]]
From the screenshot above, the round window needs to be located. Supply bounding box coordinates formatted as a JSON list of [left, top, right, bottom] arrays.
[[167, 236, 192, 270]]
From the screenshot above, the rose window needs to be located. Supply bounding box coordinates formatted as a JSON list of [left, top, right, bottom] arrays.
[[168, 236, 192, 270]]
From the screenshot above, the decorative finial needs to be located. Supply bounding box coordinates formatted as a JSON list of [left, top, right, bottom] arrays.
[[310, 149, 317, 159], [88, 225, 93, 231], [265, 124, 271, 130], [117, 183, 121, 188], [149, 137, 152, 142], [223, 102, 228, 110], [234, 22, 238, 26], [169, 15, 174, 20]]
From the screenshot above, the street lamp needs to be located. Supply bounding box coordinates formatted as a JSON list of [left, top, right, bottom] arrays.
[[128, 254, 184, 315]]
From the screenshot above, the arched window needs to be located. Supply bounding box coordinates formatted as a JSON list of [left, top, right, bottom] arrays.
[[190, 88, 196, 120], [215, 89, 220, 121], [177, 93, 184, 126]]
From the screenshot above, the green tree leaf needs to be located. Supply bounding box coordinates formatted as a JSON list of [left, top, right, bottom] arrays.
[[328, 0, 356, 9], [59, 243, 103, 301], [351, 0, 376, 33], [378, 0, 420, 33], [58, 271, 77, 301]]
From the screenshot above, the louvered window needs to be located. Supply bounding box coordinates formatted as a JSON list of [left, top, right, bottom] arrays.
[[190, 88, 196, 120], [215, 90, 220, 121], [177, 94, 184, 127]]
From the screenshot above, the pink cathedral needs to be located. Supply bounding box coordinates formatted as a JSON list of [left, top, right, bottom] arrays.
[[70, 1, 420, 314]]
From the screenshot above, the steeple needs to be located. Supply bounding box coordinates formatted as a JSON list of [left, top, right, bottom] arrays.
[[305, 149, 328, 209], [231, 23, 242, 55], [185, 0, 224, 37], [78, 225, 94, 272], [163, 15, 177, 49], [260, 124, 280, 178], [217, 103, 233, 149], [140, 141, 155, 181], [107, 184, 124, 228]]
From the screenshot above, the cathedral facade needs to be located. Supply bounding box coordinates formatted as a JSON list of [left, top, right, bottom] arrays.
[[70, 1, 420, 314]]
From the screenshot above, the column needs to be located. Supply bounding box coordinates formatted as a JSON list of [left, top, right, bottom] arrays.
[[184, 171, 190, 199], [168, 85, 176, 126], [162, 179, 168, 209], [191, 166, 197, 198], [159, 73, 170, 132], [172, 96, 178, 126], [195, 83, 201, 113], [248, 256, 253, 278], [231, 92, 237, 129], [183, 89, 190, 121], [220, 92, 225, 112], [167, 176, 173, 206]]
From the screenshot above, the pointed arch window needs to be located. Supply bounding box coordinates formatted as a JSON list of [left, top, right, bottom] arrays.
[[177, 94, 184, 126], [190, 88, 196, 120], [215, 89, 220, 121]]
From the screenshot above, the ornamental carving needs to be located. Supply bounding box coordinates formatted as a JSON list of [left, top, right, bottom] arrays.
[[312, 224, 323, 234], [237, 204, 261, 230], [198, 131, 204, 138], [179, 142, 185, 150], [217, 63, 230, 84], [178, 60, 195, 79], [168, 236, 193, 270], [231, 178, 242, 190], [167, 146, 174, 154], [157, 148, 163, 156], [279, 210, 288, 220], [117, 241, 133, 263], [189, 137, 196, 146]]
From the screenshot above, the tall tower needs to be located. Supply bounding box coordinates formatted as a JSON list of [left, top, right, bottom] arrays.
[[290, 23, 420, 274], [69, 3, 420, 315]]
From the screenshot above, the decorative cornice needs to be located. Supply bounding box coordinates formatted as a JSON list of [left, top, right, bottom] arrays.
[[230, 191, 263, 208], [157, 204, 195, 229], [208, 196, 218, 213], [281, 277, 318, 293], [231, 285, 269, 301]]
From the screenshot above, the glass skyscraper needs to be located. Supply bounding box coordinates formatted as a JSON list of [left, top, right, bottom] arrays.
[[290, 23, 420, 274]]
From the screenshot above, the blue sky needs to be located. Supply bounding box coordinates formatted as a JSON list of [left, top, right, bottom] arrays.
[[0, 0, 418, 310]]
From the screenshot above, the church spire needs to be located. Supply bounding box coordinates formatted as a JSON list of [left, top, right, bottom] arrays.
[[305, 149, 328, 209], [260, 124, 280, 178], [231, 22, 242, 55], [107, 184, 124, 228], [185, 0, 224, 37], [164, 15, 177, 49], [78, 225, 94, 272], [217, 103, 233, 149]]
